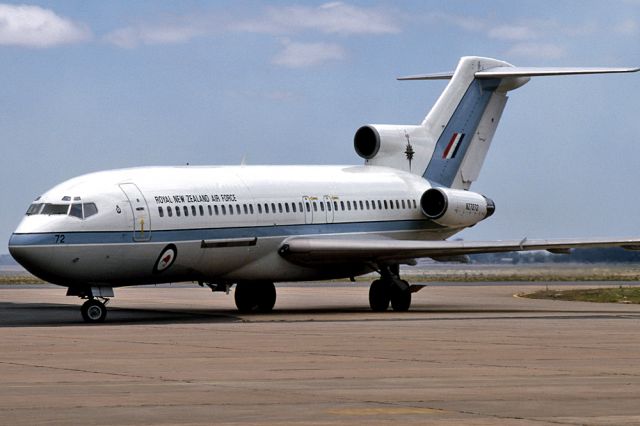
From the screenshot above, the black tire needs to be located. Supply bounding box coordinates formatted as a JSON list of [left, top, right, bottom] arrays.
[[234, 282, 276, 313], [391, 280, 412, 312], [369, 279, 390, 312], [81, 299, 107, 323]]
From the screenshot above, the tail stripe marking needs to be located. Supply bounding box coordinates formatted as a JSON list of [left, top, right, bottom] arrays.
[[442, 133, 465, 159]]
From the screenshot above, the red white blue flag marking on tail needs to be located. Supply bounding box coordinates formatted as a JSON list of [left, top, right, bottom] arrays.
[[442, 132, 465, 159]]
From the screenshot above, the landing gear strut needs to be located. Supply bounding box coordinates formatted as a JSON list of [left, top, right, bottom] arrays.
[[368, 266, 412, 312], [81, 299, 108, 323], [68, 286, 113, 323], [234, 281, 277, 313]]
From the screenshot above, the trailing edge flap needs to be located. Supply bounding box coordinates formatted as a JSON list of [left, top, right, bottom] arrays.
[[278, 236, 640, 265], [398, 66, 640, 81]]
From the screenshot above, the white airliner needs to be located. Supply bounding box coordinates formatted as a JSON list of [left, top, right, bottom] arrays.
[[8, 56, 640, 323]]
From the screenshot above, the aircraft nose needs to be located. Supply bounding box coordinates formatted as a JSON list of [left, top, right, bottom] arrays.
[[8, 234, 56, 283]]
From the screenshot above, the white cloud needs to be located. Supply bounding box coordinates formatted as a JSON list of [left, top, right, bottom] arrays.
[[489, 25, 538, 41], [235, 2, 399, 35], [505, 42, 566, 60], [615, 19, 639, 35], [104, 24, 204, 48], [0, 4, 90, 47], [272, 40, 345, 68]]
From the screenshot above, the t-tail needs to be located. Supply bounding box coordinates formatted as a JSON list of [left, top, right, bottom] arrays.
[[353, 56, 639, 189]]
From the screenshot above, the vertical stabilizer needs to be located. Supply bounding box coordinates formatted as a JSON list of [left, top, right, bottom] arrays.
[[355, 57, 637, 188], [418, 57, 515, 189]]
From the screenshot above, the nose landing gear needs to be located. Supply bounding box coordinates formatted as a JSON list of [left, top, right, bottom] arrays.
[[67, 286, 114, 323], [81, 299, 108, 323]]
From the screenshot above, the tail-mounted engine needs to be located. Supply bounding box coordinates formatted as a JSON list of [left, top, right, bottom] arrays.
[[354, 125, 430, 171], [420, 187, 495, 228]]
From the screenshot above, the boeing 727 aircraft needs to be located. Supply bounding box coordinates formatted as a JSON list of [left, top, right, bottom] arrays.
[[8, 56, 640, 323]]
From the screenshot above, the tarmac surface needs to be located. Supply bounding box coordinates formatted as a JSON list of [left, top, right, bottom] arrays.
[[2, 281, 640, 425]]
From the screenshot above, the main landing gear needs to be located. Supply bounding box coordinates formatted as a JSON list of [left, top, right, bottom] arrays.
[[234, 281, 276, 313], [368, 266, 412, 312], [200, 280, 277, 313]]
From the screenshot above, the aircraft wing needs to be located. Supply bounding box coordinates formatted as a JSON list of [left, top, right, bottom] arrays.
[[278, 236, 640, 265]]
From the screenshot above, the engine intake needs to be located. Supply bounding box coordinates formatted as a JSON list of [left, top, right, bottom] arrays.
[[354, 126, 381, 159], [354, 124, 426, 163], [420, 187, 495, 228]]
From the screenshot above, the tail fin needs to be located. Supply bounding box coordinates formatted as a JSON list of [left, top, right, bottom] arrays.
[[398, 56, 638, 189]]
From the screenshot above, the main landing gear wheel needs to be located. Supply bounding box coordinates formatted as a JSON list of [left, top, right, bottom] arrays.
[[369, 279, 391, 312], [234, 281, 276, 313], [81, 299, 107, 323], [368, 279, 412, 312], [390, 280, 411, 312]]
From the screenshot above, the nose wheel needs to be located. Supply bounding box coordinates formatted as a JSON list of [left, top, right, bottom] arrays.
[[81, 299, 108, 323]]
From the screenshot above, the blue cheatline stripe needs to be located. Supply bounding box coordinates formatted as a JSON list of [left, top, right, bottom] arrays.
[[423, 78, 501, 186], [9, 219, 443, 247]]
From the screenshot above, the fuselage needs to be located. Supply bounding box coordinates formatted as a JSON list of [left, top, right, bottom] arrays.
[[9, 165, 458, 288]]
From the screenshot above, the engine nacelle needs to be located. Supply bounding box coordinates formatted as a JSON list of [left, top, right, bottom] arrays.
[[354, 124, 427, 160], [420, 187, 495, 228]]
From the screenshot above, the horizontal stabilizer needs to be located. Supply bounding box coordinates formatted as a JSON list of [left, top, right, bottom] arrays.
[[398, 66, 639, 81], [476, 66, 640, 78], [397, 72, 454, 80]]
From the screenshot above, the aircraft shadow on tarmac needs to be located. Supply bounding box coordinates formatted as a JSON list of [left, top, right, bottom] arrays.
[[2, 300, 639, 327]]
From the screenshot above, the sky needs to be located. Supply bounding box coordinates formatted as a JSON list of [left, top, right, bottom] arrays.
[[1, 0, 640, 251]]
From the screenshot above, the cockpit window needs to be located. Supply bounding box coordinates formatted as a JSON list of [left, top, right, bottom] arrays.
[[41, 204, 70, 215], [83, 203, 98, 218], [26, 203, 43, 215], [26, 200, 98, 219], [69, 203, 83, 219]]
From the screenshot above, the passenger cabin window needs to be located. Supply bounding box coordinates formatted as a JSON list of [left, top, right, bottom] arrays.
[[258, 204, 263, 214], [184, 206, 189, 216], [214, 205, 219, 215], [208, 205, 212, 216], [236, 205, 241, 215], [168, 206, 173, 217], [176, 206, 181, 217], [191, 205, 197, 216], [158, 206, 164, 218], [228, 204, 234, 215]]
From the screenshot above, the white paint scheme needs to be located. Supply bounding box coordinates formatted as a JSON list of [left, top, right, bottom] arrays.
[[8, 56, 640, 320]]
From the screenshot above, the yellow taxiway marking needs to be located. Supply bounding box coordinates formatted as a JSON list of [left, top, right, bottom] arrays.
[[328, 407, 443, 416]]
